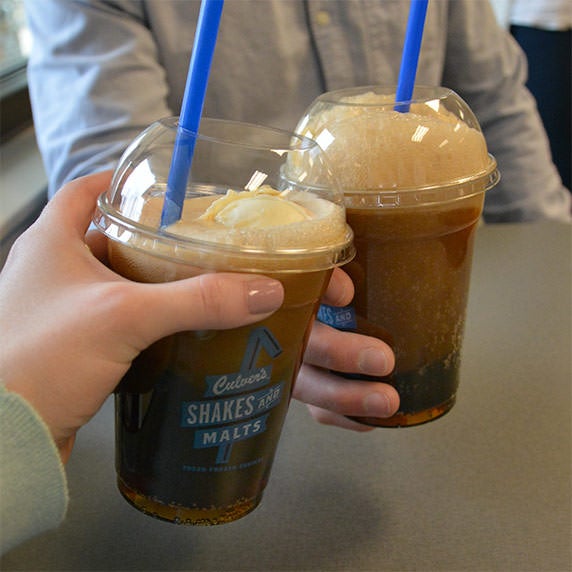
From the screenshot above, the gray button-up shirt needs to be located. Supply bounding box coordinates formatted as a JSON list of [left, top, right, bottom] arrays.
[[25, 0, 571, 222]]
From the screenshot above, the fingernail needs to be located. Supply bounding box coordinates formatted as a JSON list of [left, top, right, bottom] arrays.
[[364, 392, 392, 417], [358, 347, 388, 375], [247, 279, 284, 314]]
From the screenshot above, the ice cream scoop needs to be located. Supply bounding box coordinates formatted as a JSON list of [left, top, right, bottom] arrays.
[[200, 186, 313, 229]]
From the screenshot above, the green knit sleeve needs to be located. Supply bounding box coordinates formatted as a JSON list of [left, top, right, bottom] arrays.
[[0, 383, 68, 554]]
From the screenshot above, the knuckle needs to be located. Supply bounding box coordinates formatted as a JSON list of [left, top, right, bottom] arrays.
[[197, 274, 230, 320], [91, 281, 137, 319]]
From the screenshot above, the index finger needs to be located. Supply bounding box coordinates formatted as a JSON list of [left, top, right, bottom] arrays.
[[321, 267, 354, 307]]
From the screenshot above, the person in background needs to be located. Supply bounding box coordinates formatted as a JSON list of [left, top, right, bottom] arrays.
[[0, 171, 398, 553], [491, 0, 570, 190], [23, 0, 571, 222], [509, 0, 570, 190]]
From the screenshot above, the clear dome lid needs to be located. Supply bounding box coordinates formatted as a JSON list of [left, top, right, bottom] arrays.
[[293, 86, 500, 208], [93, 117, 355, 272]]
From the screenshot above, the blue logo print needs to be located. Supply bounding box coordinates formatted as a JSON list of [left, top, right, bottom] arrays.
[[181, 327, 283, 464]]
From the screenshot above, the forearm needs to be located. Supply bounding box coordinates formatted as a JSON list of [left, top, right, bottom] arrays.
[[0, 384, 68, 555]]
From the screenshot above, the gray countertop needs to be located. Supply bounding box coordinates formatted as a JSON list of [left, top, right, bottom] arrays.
[[2, 222, 571, 572]]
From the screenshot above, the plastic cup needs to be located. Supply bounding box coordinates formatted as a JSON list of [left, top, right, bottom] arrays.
[[93, 117, 354, 524], [293, 86, 500, 427]]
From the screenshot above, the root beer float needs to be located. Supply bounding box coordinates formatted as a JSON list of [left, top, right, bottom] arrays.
[[294, 86, 499, 427], [94, 118, 354, 524]]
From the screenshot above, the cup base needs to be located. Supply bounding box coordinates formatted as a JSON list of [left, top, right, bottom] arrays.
[[348, 394, 456, 428], [117, 477, 262, 525]]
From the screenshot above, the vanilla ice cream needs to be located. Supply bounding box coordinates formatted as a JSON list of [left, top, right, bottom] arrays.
[[163, 184, 347, 251]]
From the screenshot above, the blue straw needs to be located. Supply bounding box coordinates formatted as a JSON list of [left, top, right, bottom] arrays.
[[395, 0, 429, 112], [161, 0, 224, 228]]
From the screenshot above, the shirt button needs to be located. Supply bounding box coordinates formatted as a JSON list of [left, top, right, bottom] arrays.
[[314, 10, 331, 26]]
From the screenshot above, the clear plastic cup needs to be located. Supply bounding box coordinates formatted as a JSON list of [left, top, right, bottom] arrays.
[[93, 117, 354, 523], [294, 86, 500, 427]]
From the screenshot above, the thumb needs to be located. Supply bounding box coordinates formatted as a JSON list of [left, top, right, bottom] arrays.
[[129, 272, 285, 345], [42, 171, 114, 239]]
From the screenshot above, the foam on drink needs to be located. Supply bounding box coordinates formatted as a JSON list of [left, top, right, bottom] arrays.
[[297, 91, 490, 193]]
